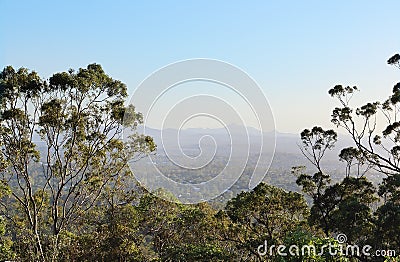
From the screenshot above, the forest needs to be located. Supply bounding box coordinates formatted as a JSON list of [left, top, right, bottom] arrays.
[[0, 54, 399, 261]]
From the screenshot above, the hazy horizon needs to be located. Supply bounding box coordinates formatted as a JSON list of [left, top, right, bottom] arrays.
[[2, 1, 400, 133]]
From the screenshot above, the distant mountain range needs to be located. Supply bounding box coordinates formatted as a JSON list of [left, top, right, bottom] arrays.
[[133, 126, 387, 194], [136, 125, 353, 156], [30, 124, 385, 200]]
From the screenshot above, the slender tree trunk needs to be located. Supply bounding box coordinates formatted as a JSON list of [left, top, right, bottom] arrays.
[[51, 234, 60, 262], [34, 229, 45, 261]]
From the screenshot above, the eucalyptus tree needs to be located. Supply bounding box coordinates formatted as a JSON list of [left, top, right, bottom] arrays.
[[327, 54, 400, 250], [220, 182, 309, 261], [327, 54, 400, 176], [294, 54, 400, 258], [0, 64, 155, 260], [294, 126, 376, 245]]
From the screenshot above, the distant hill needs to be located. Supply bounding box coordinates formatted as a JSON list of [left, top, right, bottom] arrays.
[[136, 125, 354, 158], [30, 125, 385, 203]]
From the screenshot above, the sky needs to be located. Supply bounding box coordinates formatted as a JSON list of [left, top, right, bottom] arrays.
[[1, 1, 399, 133]]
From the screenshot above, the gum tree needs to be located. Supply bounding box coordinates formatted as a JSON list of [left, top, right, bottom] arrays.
[[220, 182, 309, 261], [328, 55, 400, 249], [328, 54, 400, 176], [295, 54, 400, 258], [0, 64, 155, 260]]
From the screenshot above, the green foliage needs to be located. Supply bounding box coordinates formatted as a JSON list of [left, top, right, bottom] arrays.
[[221, 183, 309, 260], [0, 54, 399, 261], [293, 53, 400, 261], [0, 64, 156, 260], [280, 229, 349, 262], [57, 204, 145, 261], [296, 130, 377, 243], [385, 256, 400, 262], [387, 53, 400, 68], [0, 217, 15, 261], [374, 174, 400, 251], [136, 192, 231, 261]]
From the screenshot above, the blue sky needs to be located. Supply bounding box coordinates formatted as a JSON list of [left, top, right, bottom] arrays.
[[1, 1, 399, 133]]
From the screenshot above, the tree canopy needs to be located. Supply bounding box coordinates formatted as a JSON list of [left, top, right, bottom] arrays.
[[0, 58, 399, 261]]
